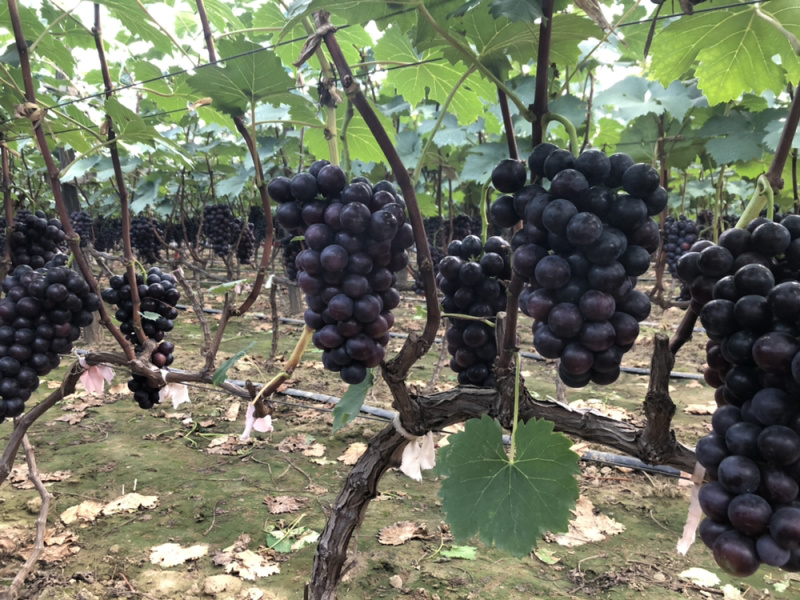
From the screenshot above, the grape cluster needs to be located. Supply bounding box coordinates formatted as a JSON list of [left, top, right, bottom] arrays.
[[439, 235, 511, 386], [280, 234, 302, 281], [69, 211, 93, 247], [677, 216, 800, 575], [249, 205, 268, 244], [94, 217, 121, 253], [164, 217, 199, 248], [424, 215, 479, 250], [203, 204, 235, 258], [10, 210, 67, 269], [663, 215, 698, 278], [268, 161, 414, 385], [101, 267, 181, 410], [493, 145, 661, 387], [0, 264, 100, 421], [413, 246, 444, 295], [130, 216, 163, 264], [231, 218, 256, 265]]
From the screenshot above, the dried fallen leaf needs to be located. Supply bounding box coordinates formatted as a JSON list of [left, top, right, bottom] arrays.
[[199, 419, 216, 428], [263, 495, 308, 515], [301, 443, 326, 458], [223, 550, 280, 580], [109, 383, 130, 395], [568, 399, 635, 422], [150, 543, 209, 567], [377, 522, 428, 546], [551, 496, 625, 547], [19, 529, 80, 563], [102, 493, 159, 516], [60, 501, 104, 525], [224, 403, 241, 422], [337, 442, 367, 465], [276, 434, 315, 454], [306, 484, 328, 495], [309, 458, 334, 466], [10, 466, 71, 489], [208, 435, 233, 448], [684, 402, 716, 415], [685, 380, 704, 389], [50, 412, 86, 425]]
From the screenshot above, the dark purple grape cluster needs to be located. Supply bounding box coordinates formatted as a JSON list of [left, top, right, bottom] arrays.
[[203, 204, 235, 258], [439, 235, 511, 386], [249, 205, 267, 244], [424, 215, 479, 250], [280, 234, 302, 281], [663, 215, 698, 278], [0, 264, 100, 421], [70, 211, 94, 247], [414, 246, 444, 295], [164, 217, 199, 247], [231, 218, 256, 264], [0, 217, 6, 252], [681, 215, 800, 575], [94, 216, 121, 253], [496, 145, 662, 387], [130, 216, 163, 264], [101, 267, 181, 409], [268, 161, 414, 385], [10, 210, 67, 269]]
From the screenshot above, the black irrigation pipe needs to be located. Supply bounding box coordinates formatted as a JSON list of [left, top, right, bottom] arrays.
[[173, 305, 705, 381]]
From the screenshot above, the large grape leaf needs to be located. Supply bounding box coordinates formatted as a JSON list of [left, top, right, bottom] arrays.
[[187, 39, 294, 116], [332, 370, 374, 432], [201, 0, 245, 33], [14, 3, 75, 77], [461, 142, 508, 183], [488, 0, 543, 23], [650, 1, 800, 106], [436, 415, 579, 556], [699, 108, 784, 166], [94, 0, 175, 56], [304, 102, 396, 165], [374, 28, 493, 126]]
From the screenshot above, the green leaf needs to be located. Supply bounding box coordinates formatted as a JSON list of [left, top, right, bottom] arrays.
[[594, 76, 662, 122], [208, 279, 249, 295], [375, 29, 492, 125], [436, 415, 580, 556], [650, 4, 800, 106], [213, 342, 257, 385], [201, 0, 245, 33], [699, 109, 782, 165], [139, 311, 162, 322], [461, 143, 508, 183], [488, 0, 543, 23], [440, 545, 478, 560], [16, 3, 75, 77], [95, 0, 175, 56], [130, 178, 162, 213], [305, 104, 396, 165], [332, 370, 374, 432], [187, 38, 295, 116], [415, 192, 439, 218]]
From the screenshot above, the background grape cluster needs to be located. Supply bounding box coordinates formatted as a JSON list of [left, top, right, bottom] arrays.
[[69, 211, 94, 247], [269, 161, 414, 384], [130, 216, 163, 264], [101, 267, 181, 410], [439, 235, 511, 386], [678, 215, 800, 575], [491, 145, 662, 387], [0, 264, 99, 420], [203, 204, 235, 258]]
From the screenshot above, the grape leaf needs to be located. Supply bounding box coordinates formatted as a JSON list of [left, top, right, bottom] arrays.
[[95, 0, 174, 56], [305, 105, 396, 165], [650, 3, 800, 106], [15, 3, 75, 77], [374, 28, 492, 126], [139, 311, 162, 322], [460, 143, 508, 183], [213, 342, 257, 386], [187, 39, 294, 116], [201, 0, 245, 33], [488, 0, 543, 23], [699, 109, 783, 165], [440, 545, 477, 560], [332, 369, 374, 432], [436, 415, 579, 556], [594, 76, 662, 122], [763, 113, 800, 153], [208, 279, 249, 295]]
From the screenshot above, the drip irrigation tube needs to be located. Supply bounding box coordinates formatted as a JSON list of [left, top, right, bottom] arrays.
[[174, 307, 704, 381]]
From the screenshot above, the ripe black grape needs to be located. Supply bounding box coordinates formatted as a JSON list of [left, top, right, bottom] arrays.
[[130, 216, 163, 264]]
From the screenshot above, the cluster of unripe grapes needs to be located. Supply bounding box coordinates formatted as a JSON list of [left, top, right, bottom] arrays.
[[69, 211, 94, 247], [679, 215, 800, 575], [101, 267, 180, 409], [491, 144, 661, 387], [439, 235, 511, 386], [269, 161, 413, 385], [130, 216, 163, 264], [0, 264, 99, 421], [10, 210, 67, 269]]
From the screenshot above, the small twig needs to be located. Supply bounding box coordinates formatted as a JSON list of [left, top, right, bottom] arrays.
[[120, 573, 136, 593], [649, 509, 671, 532], [203, 499, 224, 536], [282, 456, 313, 487], [6, 435, 52, 600]]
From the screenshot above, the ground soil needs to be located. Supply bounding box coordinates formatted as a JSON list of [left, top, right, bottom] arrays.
[[1, 268, 798, 600]]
